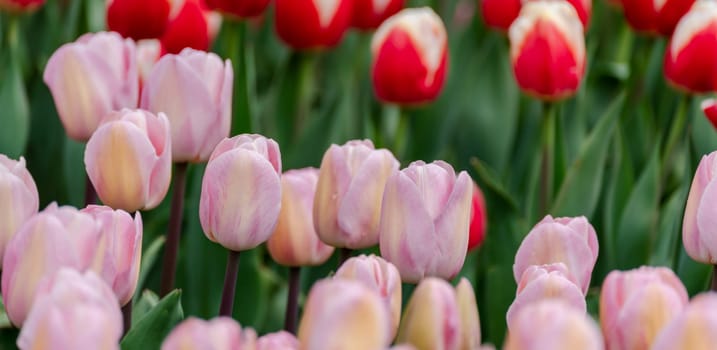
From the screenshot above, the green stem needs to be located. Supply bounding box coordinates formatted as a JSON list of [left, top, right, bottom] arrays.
[[660, 94, 692, 184], [539, 102, 556, 216], [227, 20, 253, 135]]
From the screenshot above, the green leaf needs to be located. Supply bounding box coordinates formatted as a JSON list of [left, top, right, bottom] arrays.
[[551, 93, 626, 217], [62, 138, 85, 207], [470, 157, 519, 213], [614, 148, 660, 269], [133, 235, 166, 304], [0, 59, 29, 158], [121, 290, 183, 350], [132, 290, 161, 326], [649, 184, 688, 267], [479, 265, 516, 347]]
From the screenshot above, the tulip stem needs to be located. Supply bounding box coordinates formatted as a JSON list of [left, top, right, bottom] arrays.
[[159, 162, 188, 296], [227, 19, 253, 135], [122, 301, 132, 336], [338, 248, 352, 267], [539, 102, 556, 216], [84, 174, 96, 206], [711, 265, 717, 292], [219, 250, 241, 317], [284, 267, 301, 334], [660, 94, 692, 184]]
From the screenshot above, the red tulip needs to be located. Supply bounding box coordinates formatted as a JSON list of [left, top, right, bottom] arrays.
[[274, 0, 352, 50], [205, 0, 270, 18], [621, 0, 695, 36], [161, 0, 221, 54], [107, 0, 172, 40], [467, 182, 487, 251], [480, 0, 591, 31], [352, 0, 404, 30], [702, 98, 717, 130], [0, 0, 44, 12]]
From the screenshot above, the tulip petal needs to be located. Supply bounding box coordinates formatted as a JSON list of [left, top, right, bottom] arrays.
[[432, 171, 472, 279]]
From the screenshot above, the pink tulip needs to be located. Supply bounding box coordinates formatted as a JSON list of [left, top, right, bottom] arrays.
[[513, 215, 599, 293], [161, 317, 257, 350], [84, 109, 172, 212], [0, 155, 38, 268], [507, 264, 587, 331], [683, 151, 717, 263], [136, 39, 163, 90], [17, 269, 123, 350], [140, 48, 232, 163], [256, 331, 299, 350], [652, 292, 717, 350], [314, 140, 399, 249], [504, 300, 604, 350], [396, 277, 460, 350], [267, 168, 334, 267], [298, 279, 391, 350], [2, 204, 102, 326], [335, 254, 402, 338], [600, 267, 688, 350], [43, 31, 138, 142], [379, 160, 473, 283], [199, 134, 282, 251], [82, 205, 143, 306]]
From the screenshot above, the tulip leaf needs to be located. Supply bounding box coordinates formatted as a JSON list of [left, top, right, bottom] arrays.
[[132, 290, 161, 326], [480, 265, 516, 347], [121, 290, 184, 350], [61, 139, 85, 207], [470, 157, 519, 213], [0, 58, 29, 159], [133, 235, 166, 304], [551, 92, 626, 217], [614, 148, 660, 269], [649, 184, 688, 267]]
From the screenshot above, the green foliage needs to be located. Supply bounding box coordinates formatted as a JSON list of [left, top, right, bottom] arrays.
[[121, 290, 184, 350]]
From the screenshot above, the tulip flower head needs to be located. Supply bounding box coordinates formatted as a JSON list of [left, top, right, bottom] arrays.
[[481, 0, 591, 31], [107, 0, 172, 40], [267, 168, 334, 267], [199, 134, 282, 252], [468, 181, 488, 251], [621, 0, 695, 35], [16, 269, 123, 350], [141, 48, 233, 163], [205, 0, 270, 18], [84, 109, 172, 212], [651, 292, 717, 350], [683, 150, 717, 263], [371, 7, 448, 105], [396, 277, 460, 350], [600, 267, 688, 350], [352, 0, 404, 30], [455, 278, 483, 350], [0, 155, 38, 268], [379, 160, 473, 283], [298, 279, 392, 350], [0, 0, 44, 12], [314, 139, 399, 250], [664, 0, 717, 93], [335, 255, 402, 338], [2, 204, 103, 326], [257, 331, 299, 350], [82, 205, 143, 306], [161, 0, 221, 54], [161, 317, 257, 350], [509, 1, 586, 101], [702, 98, 717, 130], [513, 215, 599, 293], [43, 31, 139, 142], [274, 0, 352, 50], [137, 39, 163, 90], [504, 299, 604, 350]]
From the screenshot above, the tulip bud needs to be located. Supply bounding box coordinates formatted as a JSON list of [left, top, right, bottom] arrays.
[[314, 140, 399, 249], [468, 182, 488, 251], [664, 1, 717, 93], [205, 0, 270, 18], [257, 331, 299, 350], [396, 277, 460, 350], [107, 0, 172, 40], [455, 278, 482, 350], [161, 0, 221, 54], [141, 48, 232, 163], [0, 155, 38, 268], [371, 7, 448, 105], [480, 0, 591, 31], [17, 269, 122, 350], [84, 109, 172, 212], [352, 0, 404, 30], [621, 0, 695, 35], [513, 215, 599, 293], [43, 31, 139, 142], [2, 204, 102, 326], [509, 1, 586, 101], [161, 317, 257, 350], [274, 0, 352, 50], [506, 264, 587, 331], [600, 267, 688, 350], [267, 168, 334, 267], [200, 134, 282, 252], [81, 205, 143, 305], [683, 151, 717, 264], [298, 279, 391, 350], [651, 292, 717, 350], [0, 0, 43, 12], [504, 300, 604, 350], [702, 98, 717, 130], [335, 255, 402, 338], [379, 160, 473, 283]]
